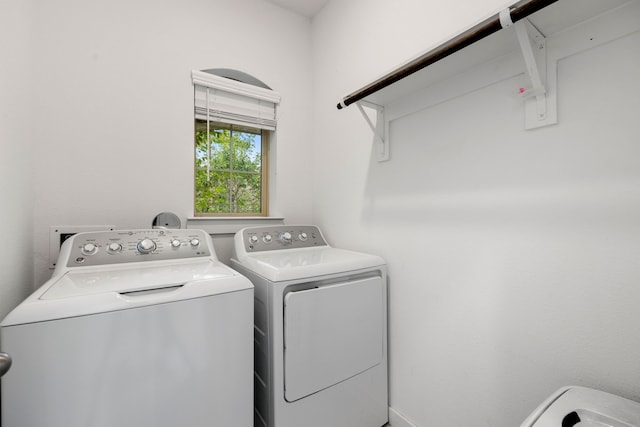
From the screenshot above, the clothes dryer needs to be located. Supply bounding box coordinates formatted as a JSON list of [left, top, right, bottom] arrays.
[[1, 229, 253, 427], [231, 225, 388, 427]]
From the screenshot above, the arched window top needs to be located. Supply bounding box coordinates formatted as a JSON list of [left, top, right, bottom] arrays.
[[201, 68, 272, 90]]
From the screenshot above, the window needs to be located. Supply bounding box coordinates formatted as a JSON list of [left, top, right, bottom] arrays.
[[195, 121, 268, 215], [192, 69, 280, 216]]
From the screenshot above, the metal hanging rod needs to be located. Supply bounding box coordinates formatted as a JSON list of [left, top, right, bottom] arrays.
[[336, 0, 559, 110]]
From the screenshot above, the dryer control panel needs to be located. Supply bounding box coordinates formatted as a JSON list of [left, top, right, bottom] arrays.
[[240, 225, 327, 252], [62, 229, 212, 267]]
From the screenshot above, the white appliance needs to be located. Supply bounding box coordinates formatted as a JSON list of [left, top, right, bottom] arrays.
[[1, 229, 253, 427], [521, 386, 640, 427], [230, 225, 388, 427]]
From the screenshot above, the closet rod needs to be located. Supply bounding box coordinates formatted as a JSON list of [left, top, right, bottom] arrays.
[[336, 0, 558, 110]]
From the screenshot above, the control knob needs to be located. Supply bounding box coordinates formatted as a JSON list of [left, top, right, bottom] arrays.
[[137, 238, 157, 254], [250, 235, 259, 244], [171, 239, 181, 248], [298, 232, 308, 241], [190, 238, 200, 247], [263, 234, 272, 243], [107, 243, 122, 253], [81, 243, 98, 255], [280, 232, 292, 243]]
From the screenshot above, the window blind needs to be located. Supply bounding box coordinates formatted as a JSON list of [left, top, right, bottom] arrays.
[[192, 70, 281, 131]]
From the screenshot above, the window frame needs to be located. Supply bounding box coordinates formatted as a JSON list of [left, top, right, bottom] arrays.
[[191, 69, 279, 217], [194, 120, 270, 217]]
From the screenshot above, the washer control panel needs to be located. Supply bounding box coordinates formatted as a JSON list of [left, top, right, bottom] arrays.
[[241, 225, 327, 252], [64, 229, 212, 267]]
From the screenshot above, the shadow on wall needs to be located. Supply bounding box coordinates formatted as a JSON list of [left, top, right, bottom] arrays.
[[355, 28, 640, 427], [362, 70, 640, 231]]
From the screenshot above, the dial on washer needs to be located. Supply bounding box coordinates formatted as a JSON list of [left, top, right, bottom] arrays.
[[137, 238, 157, 254]]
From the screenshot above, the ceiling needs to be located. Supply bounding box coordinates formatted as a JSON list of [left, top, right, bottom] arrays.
[[264, 0, 329, 18]]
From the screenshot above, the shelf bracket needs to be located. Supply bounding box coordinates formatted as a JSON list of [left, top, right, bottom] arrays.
[[510, 16, 556, 129], [515, 18, 546, 119], [356, 101, 389, 162]]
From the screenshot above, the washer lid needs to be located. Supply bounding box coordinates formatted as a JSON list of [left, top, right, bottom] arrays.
[[234, 246, 385, 282], [525, 387, 640, 427], [40, 259, 235, 300], [1, 260, 252, 326]]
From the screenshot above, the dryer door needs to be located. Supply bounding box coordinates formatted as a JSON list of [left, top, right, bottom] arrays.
[[283, 275, 384, 402]]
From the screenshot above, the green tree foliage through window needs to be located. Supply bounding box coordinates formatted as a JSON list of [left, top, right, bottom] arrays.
[[195, 120, 267, 215]]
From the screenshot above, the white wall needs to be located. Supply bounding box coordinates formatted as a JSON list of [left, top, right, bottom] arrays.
[[29, 0, 314, 286], [0, 0, 35, 321], [7, 1, 640, 426], [311, 1, 640, 426]]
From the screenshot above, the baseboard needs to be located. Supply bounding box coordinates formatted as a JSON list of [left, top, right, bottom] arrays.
[[388, 407, 419, 427]]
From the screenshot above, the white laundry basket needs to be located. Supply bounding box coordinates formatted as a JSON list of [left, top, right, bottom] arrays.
[[521, 386, 640, 427]]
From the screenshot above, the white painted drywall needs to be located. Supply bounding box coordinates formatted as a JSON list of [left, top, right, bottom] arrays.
[[28, 0, 313, 286], [0, 0, 35, 321], [311, 1, 640, 426]]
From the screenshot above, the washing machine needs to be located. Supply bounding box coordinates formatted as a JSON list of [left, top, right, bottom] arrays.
[[1, 229, 253, 427], [230, 225, 388, 427]]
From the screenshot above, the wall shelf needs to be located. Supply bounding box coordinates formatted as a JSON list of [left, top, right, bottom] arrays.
[[338, 0, 635, 161]]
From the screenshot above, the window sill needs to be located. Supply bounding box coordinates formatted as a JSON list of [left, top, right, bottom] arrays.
[[186, 217, 285, 235]]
